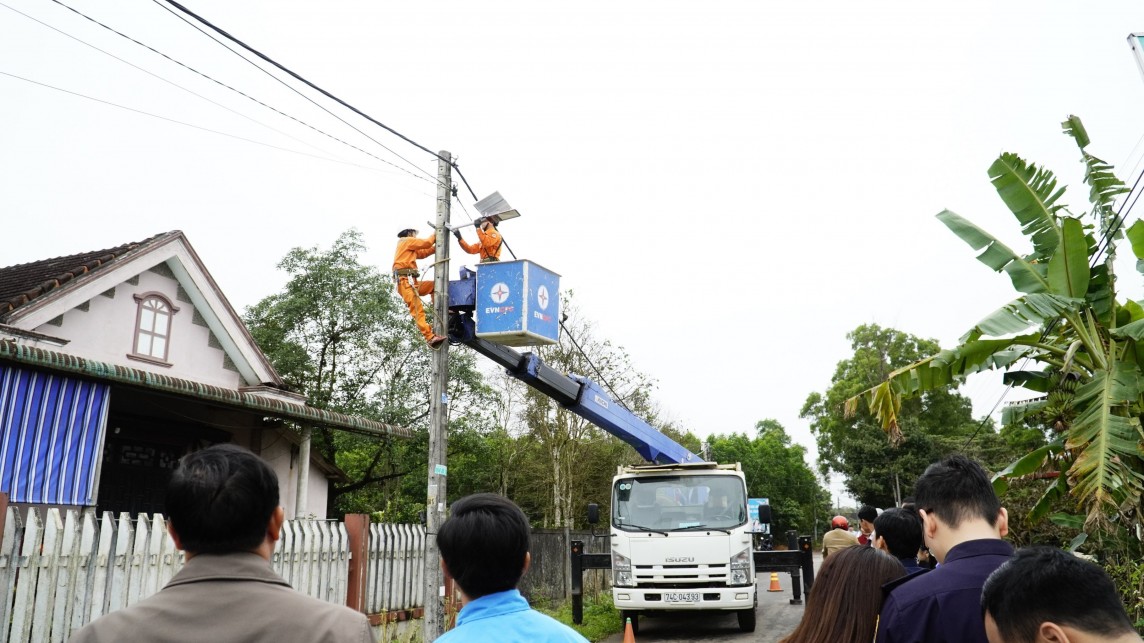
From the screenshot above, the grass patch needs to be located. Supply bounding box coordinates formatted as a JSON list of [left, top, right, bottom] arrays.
[[538, 592, 623, 642]]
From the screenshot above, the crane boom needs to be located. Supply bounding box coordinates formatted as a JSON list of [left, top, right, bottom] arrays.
[[448, 271, 699, 465]]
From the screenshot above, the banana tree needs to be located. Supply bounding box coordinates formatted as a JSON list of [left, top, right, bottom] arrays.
[[846, 116, 1144, 532]]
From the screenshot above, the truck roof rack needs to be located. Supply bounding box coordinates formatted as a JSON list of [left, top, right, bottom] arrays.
[[617, 462, 741, 475]]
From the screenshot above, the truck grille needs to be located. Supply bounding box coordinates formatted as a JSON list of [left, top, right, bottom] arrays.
[[633, 564, 728, 586]]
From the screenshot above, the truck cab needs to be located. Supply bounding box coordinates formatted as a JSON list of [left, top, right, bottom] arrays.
[[605, 462, 757, 633]]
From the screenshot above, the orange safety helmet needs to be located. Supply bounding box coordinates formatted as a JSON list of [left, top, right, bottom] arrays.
[[831, 515, 849, 530]]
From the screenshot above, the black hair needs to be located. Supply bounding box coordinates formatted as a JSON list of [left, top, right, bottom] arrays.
[[437, 493, 530, 599], [858, 505, 878, 523], [873, 507, 923, 559], [982, 547, 1135, 643], [913, 454, 1000, 529], [397, 228, 417, 238], [164, 444, 279, 554]]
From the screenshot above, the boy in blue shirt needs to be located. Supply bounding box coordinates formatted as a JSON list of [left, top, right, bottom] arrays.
[[437, 493, 588, 642]]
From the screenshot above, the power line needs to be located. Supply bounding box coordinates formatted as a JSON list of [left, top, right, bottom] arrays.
[[155, 0, 485, 202], [38, 0, 433, 184], [0, 69, 378, 167]]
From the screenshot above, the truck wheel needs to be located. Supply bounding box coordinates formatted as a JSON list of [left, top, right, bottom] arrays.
[[737, 608, 756, 633], [621, 611, 639, 634]]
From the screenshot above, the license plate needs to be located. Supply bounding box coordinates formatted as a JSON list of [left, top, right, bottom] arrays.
[[664, 592, 700, 603]]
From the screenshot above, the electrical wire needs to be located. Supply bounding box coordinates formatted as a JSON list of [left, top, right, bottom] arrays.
[[154, 0, 485, 202], [156, 1, 435, 171], [0, 69, 380, 167], [40, 0, 432, 184]]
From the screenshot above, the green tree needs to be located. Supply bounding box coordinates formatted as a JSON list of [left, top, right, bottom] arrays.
[[705, 419, 830, 535], [244, 229, 493, 517], [801, 324, 990, 507], [847, 116, 1144, 534]]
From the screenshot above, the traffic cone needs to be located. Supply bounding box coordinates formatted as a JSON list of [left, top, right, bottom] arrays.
[[623, 617, 636, 643], [767, 572, 783, 592]]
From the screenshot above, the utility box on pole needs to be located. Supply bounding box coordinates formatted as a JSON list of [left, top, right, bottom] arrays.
[[474, 260, 560, 346]]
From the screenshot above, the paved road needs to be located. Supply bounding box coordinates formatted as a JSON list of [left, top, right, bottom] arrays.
[[597, 553, 820, 643]]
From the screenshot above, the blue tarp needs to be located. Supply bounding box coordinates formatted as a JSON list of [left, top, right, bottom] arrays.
[[0, 365, 109, 505]]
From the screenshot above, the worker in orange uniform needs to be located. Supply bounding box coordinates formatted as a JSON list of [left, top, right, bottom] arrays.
[[393, 228, 447, 348], [453, 215, 503, 262]]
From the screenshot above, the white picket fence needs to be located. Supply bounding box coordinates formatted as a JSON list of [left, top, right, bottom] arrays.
[[363, 523, 426, 616], [0, 508, 427, 642]]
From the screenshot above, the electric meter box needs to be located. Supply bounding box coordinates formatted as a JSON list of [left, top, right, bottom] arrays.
[[475, 260, 560, 346]]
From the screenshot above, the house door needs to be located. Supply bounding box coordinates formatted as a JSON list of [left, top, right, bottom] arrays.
[[95, 435, 185, 516]]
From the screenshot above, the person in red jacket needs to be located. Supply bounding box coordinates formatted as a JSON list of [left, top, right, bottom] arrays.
[[453, 216, 503, 262], [393, 228, 446, 348]]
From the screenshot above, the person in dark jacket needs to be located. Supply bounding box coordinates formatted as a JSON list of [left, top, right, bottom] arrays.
[[875, 455, 1013, 643], [873, 506, 926, 574]]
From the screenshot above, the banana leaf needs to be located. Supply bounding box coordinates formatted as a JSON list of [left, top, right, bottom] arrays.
[[1046, 217, 1090, 298], [1066, 362, 1144, 527], [846, 336, 1036, 431], [1001, 398, 1047, 425], [960, 293, 1083, 343], [988, 153, 1064, 260], [992, 438, 1061, 496], [1127, 220, 1144, 277], [1030, 474, 1069, 523], [937, 210, 1049, 295]]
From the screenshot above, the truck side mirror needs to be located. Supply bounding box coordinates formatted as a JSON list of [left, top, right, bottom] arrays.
[[757, 504, 772, 523], [587, 503, 599, 525]]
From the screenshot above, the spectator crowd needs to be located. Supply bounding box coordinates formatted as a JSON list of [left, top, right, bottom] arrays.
[[783, 455, 1142, 643]]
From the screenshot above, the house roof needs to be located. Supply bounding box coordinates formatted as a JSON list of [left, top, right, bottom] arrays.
[[0, 232, 169, 320], [0, 340, 412, 439], [0, 230, 283, 387]]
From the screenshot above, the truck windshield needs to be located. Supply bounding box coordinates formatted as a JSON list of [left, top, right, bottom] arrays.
[[612, 475, 747, 531]]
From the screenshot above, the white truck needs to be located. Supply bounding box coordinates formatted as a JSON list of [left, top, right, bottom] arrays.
[[593, 462, 756, 633]]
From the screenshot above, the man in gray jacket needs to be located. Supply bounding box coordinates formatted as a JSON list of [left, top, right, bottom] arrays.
[[70, 444, 372, 643]]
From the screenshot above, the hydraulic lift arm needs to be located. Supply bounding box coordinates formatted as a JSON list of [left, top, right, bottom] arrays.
[[448, 271, 699, 465]]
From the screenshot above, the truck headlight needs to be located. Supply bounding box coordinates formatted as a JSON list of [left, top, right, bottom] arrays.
[[729, 547, 752, 586], [612, 552, 634, 587]]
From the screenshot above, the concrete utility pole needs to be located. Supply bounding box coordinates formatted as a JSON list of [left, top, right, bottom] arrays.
[[423, 150, 452, 642]]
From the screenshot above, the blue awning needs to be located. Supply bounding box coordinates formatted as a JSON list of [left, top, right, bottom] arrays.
[[0, 365, 109, 505]]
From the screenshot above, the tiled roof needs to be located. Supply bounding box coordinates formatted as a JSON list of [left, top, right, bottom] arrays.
[[0, 232, 177, 320]]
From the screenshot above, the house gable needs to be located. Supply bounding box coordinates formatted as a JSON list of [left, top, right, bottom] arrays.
[[0, 232, 280, 388]]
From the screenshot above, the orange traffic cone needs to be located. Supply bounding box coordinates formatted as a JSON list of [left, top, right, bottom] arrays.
[[623, 617, 636, 643], [767, 572, 783, 592]]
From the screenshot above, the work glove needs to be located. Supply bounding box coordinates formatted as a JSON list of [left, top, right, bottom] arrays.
[[452, 229, 462, 241]]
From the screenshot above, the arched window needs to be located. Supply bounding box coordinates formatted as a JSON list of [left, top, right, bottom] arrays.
[[131, 293, 178, 363]]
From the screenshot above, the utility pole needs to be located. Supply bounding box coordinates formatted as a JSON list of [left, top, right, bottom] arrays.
[[423, 150, 451, 642]]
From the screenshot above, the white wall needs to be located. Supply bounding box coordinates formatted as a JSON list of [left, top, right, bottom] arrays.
[[34, 267, 243, 389]]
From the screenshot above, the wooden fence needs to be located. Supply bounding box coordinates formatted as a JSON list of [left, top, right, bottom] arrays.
[[0, 507, 426, 642]]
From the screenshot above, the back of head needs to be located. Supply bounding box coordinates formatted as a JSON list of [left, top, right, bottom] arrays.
[[438, 493, 530, 599], [874, 507, 923, 559], [397, 228, 417, 238], [164, 444, 279, 554], [913, 454, 1000, 528], [779, 546, 906, 643], [982, 546, 1136, 643], [831, 515, 849, 530]]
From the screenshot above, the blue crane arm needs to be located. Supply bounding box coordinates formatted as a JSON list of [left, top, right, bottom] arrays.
[[448, 275, 699, 465]]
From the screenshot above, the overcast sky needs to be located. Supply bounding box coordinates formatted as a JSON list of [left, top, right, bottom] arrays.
[[4, 0, 1144, 504]]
